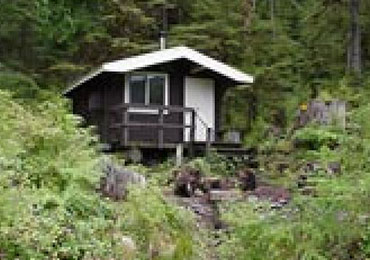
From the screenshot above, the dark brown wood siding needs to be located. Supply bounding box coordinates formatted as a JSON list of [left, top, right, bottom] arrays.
[[68, 58, 237, 147], [126, 61, 185, 144], [70, 72, 124, 142]]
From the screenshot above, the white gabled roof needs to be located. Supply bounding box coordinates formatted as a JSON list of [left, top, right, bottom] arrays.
[[65, 46, 253, 94]]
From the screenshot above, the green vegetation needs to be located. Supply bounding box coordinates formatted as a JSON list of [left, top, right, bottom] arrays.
[[185, 152, 245, 177], [0, 0, 369, 259], [218, 105, 370, 259], [0, 91, 200, 259]]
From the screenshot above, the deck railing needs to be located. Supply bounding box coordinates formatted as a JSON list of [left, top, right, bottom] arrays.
[[110, 103, 209, 150]]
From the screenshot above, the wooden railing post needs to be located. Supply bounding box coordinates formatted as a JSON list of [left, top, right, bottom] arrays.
[[189, 110, 196, 158], [122, 107, 129, 147], [206, 127, 212, 156], [190, 110, 196, 142], [158, 107, 164, 148], [176, 143, 183, 167], [112, 104, 200, 149]]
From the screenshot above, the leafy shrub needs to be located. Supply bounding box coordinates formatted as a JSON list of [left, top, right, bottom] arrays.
[[293, 125, 344, 150], [0, 90, 201, 259], [218, 184, 369, 260], [0, 189, 125, 259], [186, 152, 243, 177], [121, 185, 201, 259], [0, 90, 101, 191], [146, 158, 177, 185], [186, 157, 212, 175], [0, 71, 40, 101], [217, 103, 370, 260], [0, 90, 119, 258], [244, 116, 269, 147]]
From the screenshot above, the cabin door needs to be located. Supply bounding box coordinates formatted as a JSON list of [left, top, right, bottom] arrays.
[[184, 77, 215, 142]]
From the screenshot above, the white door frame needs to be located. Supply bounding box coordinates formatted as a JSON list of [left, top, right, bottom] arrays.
[[184, 77, 215, 142]]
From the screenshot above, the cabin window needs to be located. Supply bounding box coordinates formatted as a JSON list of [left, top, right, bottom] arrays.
[[129, 75, 146, 104], [127, 73, 167, 106], [149, 75, 165, 105]]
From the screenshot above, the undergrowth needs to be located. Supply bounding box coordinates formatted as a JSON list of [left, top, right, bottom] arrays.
[[217, 101, 370, 259], [0, 90, 201, 259]]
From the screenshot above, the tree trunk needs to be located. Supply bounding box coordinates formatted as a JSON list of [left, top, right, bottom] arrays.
[[347, 0, 361, 75], [243, 0, 253, 32], [270, 0, 276, 39]]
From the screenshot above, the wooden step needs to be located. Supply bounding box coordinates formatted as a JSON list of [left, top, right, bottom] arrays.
[[211, 142, 242, 149], [213, 147, 255, 156], [193, 141, 242, 149], [191, 142, 257, 160], [214, 147, 251, 152]]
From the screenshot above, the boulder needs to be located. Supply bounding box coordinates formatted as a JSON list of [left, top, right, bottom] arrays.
[[327, 161, 341, 176], [238, 168, 256, 191], [100, 160, 146, 200], [173, 167, 202, 197]]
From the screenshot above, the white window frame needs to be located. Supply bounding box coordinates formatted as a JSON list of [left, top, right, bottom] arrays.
[[124, 72, 169, 113]]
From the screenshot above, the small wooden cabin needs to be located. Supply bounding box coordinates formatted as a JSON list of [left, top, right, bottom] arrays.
[[65, 46, 253, 156]]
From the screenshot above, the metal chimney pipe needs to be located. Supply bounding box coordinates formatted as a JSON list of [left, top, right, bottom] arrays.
[[160, 31, 167, 50]]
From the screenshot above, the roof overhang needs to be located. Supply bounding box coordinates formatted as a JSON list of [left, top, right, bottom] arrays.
[[64, 46, 254, 95]]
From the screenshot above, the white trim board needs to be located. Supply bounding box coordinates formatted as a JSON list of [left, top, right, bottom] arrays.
[[184, 77, 215, 142], [64, 46, 253, 95], [124, 72, 169, 114]]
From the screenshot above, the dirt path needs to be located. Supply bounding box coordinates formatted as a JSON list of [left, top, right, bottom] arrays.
[[164, 189, 229, 260]]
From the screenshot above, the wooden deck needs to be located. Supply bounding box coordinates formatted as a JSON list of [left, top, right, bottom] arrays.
[[106, 103, 255, 159], [109, 103, 213, 154]]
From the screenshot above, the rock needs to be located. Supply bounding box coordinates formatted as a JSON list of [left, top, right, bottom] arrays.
[[278, 198, 289, 205], [270, 198, 289, 209], [302, 161, 322, 174], [122, 236, 136, 250], [191, 203, 213, 217], [203, 177, 222, 191], [194, 188, 204, 197], [300, 186, 317, 196], [359, 214, 370, 224], [238, 168, 256, 191], [148, 235, 176, 259], [126, 147, 142, 163], [173, 167, 202, 197], [247, 195, 258, 203], [327, 161, 341, 176], [336, 211, 349, 222], [277, 162, 289, 174], [121, 236, 136, 258], [253, 186, 290, 203], [297, 174, 308, 188], [270, 202, 283, 209], [266, 126, 283, 138], [100, 160, 146, 200], [209, 190, 242, 202], [221, 177, 238, 189]]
